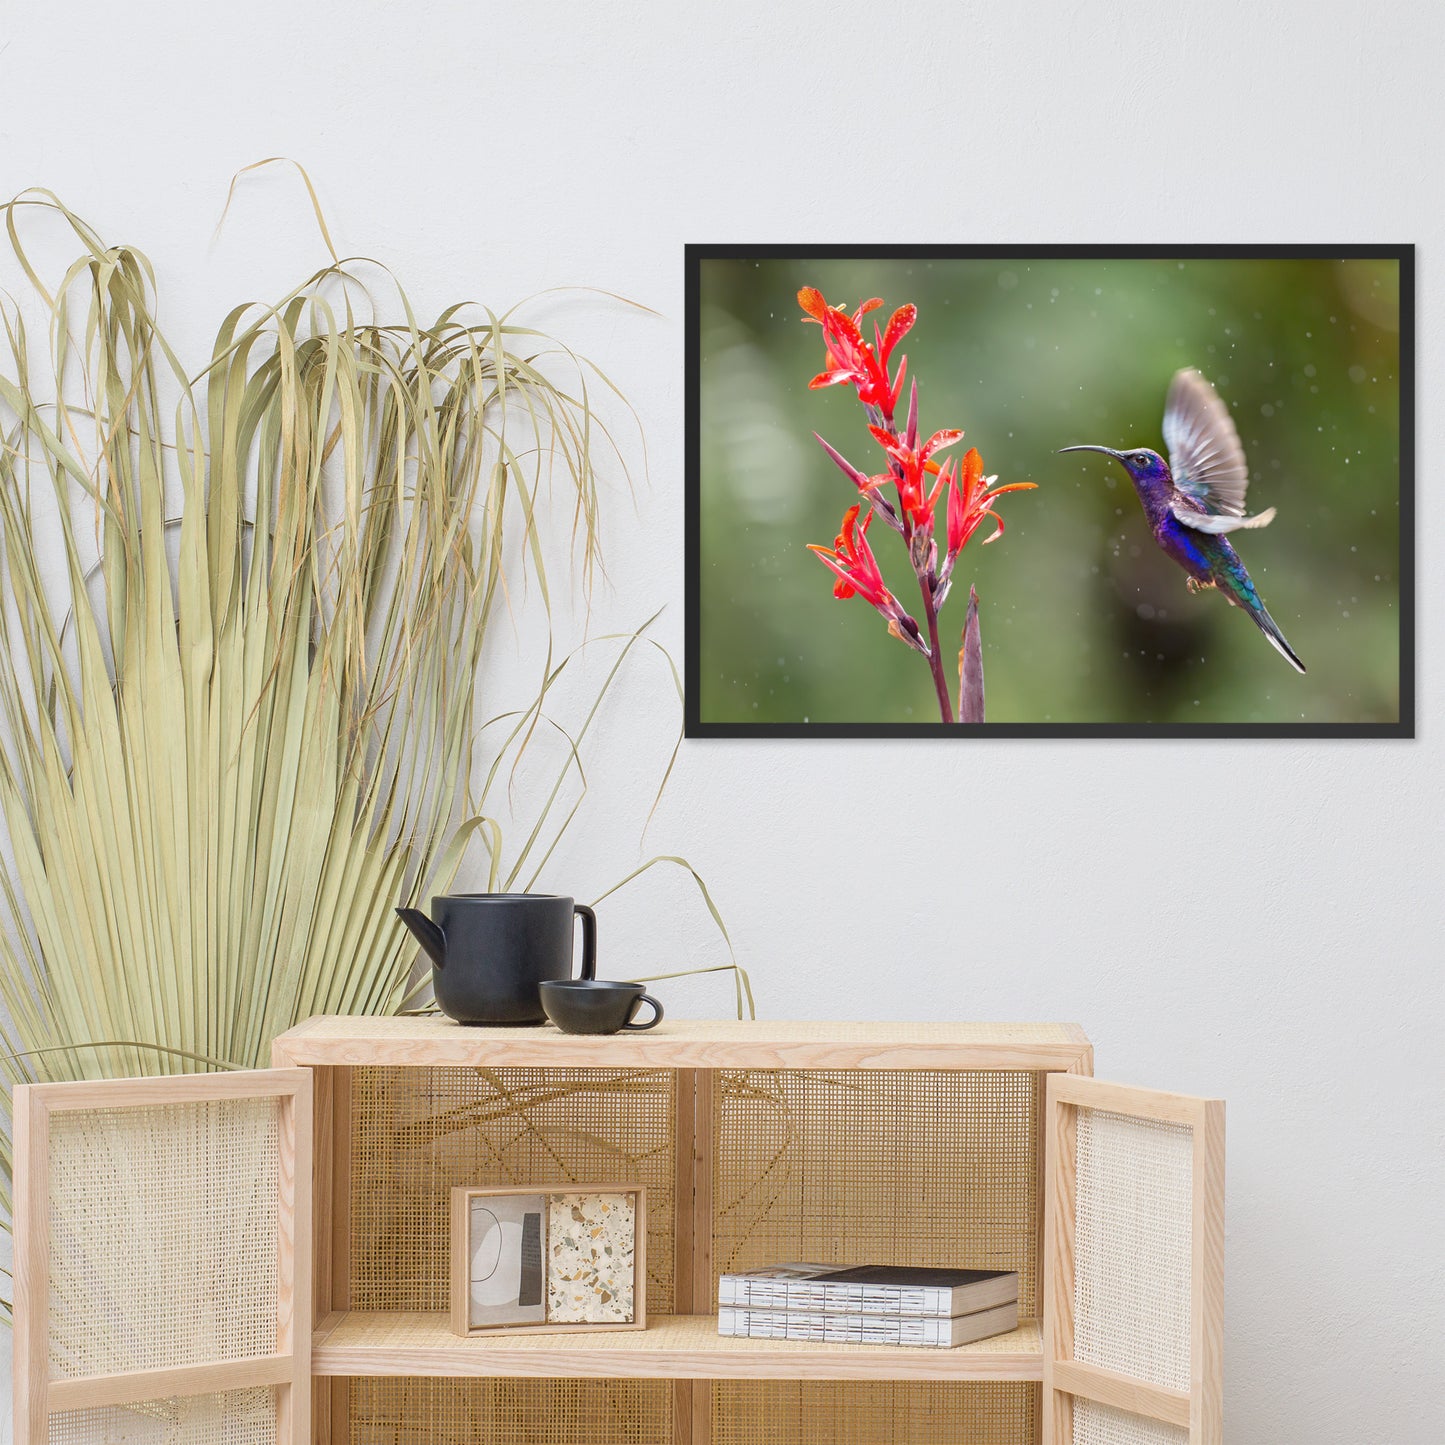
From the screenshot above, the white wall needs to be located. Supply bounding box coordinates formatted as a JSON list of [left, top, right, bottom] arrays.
[[2, 1, 1441, 1440]]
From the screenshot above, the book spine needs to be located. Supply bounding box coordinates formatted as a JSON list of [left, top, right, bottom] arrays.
[[716, 1278, 953, 1317], [717, 1307, 955, 1347]]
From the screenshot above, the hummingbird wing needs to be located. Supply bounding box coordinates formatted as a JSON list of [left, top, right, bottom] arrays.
[[1162, 368, 1251, 517], [1169, 502, 1276, 533]]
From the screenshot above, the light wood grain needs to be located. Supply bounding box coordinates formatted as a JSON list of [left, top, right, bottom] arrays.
[[635, 1188, 649, 1333], [1042, 1074, 1226, 1445], [690, 1069, 714, 1445], [1193, 1099, 1227, 1445], [1041, 1067, 1079, 1445], [273, 1041, 349, 1445], [47, 1354, 292, 1412], [672, 1380, 694, 1445], [271, 1016, 1093, 1072], [22, 1068, 308, 1111], [280, 1074, 313, 1445], [312, 1311, 1044, 1382], [290, 1064, 349, 1445], [325, 1381, 349, 1445], [12, 1068, 312, 1445], [1051, 1359, 1191, 1429], [19, 1021, 1217, 1445], [1048, 1074, 1215, 1128], [449, 1182, 470, 1338], [12, 1087, 48, 1445], [283, 1021, 1092, 1443], [672, 1070, 699, 1445], [673, 1070, 698, 1317]]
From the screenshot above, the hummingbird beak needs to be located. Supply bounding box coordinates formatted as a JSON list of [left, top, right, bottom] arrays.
[[1057, 445, 1123, 459]]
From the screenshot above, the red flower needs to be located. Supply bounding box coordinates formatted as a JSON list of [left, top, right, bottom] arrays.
[[807, 504, 891, 607], [797, 286, 1037, 720], [798, 287, 914, 421], [945, 447, 1037, 555], [867, 426, 965, 526]]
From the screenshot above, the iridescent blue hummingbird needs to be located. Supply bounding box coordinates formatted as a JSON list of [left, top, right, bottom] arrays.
[[1060, 368, 1305, 673]]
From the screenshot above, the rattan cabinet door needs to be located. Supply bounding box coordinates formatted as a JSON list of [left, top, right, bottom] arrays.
[[12, 1068, 312, 1445], [1042, 1076, 1224, 1445]]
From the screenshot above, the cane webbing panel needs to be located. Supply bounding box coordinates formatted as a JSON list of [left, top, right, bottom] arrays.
[[1073, 1108, 1192, 1391], [1073, 1399, 1189, 1445], [47, 1387, 277, 1444], [349, 1067, 675, 1313], [713, 1381, 1040, 1444], [712, 1069, 1041, 1316], [347, 1377, 672, 1445], [47, 1099, 281, 1378]]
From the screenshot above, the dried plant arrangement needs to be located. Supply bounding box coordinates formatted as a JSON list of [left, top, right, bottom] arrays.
[[0, 179, 745, 1320]]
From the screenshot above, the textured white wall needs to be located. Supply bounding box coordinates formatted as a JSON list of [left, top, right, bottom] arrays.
[[1, 1, 1441, 1440]]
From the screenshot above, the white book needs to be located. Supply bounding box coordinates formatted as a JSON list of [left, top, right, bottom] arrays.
[[717, 1262, 1018, 1318], [717, 1299, 1020, 1349]]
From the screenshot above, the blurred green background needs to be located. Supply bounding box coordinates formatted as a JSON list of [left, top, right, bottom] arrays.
[[697, 256, 1402, 725]]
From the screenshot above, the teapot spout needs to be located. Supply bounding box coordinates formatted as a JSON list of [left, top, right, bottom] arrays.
[[395, 907, 447, 969]]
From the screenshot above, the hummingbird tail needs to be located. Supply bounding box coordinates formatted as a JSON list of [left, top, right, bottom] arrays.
[[1248, 603, 1306, 674]]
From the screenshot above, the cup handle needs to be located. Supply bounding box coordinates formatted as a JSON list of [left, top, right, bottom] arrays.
[[573, 903, 597, 981], [622, 993, 664, 1031]]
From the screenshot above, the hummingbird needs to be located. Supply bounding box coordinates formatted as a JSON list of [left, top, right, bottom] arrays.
[[1060, 368, 1306, 673]]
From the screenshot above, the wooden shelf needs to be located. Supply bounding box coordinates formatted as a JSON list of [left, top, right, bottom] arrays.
[[311, 1311, 1043, 1382], [274, 1015, 1092, 1072]]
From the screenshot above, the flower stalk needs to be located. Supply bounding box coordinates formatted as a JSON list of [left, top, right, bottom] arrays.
[[799, 287, 1035, 723]]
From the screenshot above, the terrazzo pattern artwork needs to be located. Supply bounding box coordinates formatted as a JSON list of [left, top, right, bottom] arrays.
[[546, 1192, 637, 1324]]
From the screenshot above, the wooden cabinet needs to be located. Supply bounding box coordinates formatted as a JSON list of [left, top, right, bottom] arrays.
[[12, 1019, 1223, 1444]]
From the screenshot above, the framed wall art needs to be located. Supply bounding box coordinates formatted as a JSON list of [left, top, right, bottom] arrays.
[[685, 245, 1413, 738], [450, 1184, 646, 1336]]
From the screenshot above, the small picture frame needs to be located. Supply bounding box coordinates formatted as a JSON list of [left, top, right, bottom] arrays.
[[450, 1184, 647, 1336]]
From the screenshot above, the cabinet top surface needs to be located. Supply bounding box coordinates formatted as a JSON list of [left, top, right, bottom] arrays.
[[272, 1015, 1091, 1069]]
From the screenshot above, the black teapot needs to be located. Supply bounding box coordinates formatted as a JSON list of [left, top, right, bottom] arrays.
[[396, 893, 596, 1025]]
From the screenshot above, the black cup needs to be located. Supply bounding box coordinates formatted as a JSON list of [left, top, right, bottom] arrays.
[[539, 980, 664, 1035]]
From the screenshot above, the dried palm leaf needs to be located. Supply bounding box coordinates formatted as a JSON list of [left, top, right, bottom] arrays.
[[0, 188, 744, 1321]]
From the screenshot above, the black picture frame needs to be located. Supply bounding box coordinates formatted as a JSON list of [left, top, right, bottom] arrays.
[[684, 244, 1414, 740]]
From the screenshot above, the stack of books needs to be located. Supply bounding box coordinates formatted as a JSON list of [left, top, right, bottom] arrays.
[[716, 1262, 1019, 1349]]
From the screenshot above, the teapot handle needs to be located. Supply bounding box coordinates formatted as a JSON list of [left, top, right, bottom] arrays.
[[573, 903, 597, 980]]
